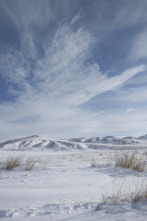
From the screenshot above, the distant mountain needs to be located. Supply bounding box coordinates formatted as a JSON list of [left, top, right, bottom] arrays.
[[0, 135, 38, 148], [122, 136, 137, 139], [0, 134, 147, 151], [137, 134, 147, 140]]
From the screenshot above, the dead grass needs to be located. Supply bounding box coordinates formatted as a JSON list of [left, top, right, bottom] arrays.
[[25, 157, 40, 171], [130, 179, 147, 202], [0, 161, 4, 169], [91, 159, 98, 167], [101, 178, 127, 203], [115, 151, 146, 173], [6, 156, 22, 170], [91, 157, 113, 168], [101, 178, 147, 204], [131, 189, 147, 202]]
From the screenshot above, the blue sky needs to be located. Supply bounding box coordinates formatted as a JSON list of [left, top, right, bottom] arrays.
[[0, 0, 147, 141]]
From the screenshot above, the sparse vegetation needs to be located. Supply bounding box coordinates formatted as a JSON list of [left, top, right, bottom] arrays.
[[6, 156, 22, 170], [25, 157, 39, 171], [0, 156, 42, 171], [91, 158, 112, 168], [101, 178, 147, 204], [115, 151, 146, 173], [91, 159, 97, 167], [101, 179, 126, 203], [131, 189, 147, 203], [0, 161, 4, 169], [130, 178, 147, 202]]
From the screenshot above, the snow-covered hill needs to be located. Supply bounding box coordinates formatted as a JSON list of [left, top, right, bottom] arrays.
[[0, 134, 147, 151]]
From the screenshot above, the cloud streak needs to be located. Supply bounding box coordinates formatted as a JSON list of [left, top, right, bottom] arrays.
[[129, 28, 147, 61], [1, 21, 146, 107], [0, 0, 147, 141]]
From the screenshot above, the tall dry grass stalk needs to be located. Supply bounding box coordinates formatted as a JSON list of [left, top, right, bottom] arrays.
[[25, 157, 40, 171], [115, 152, 146, 173], [101, 178, 147, 203], [6, 156, 22, 170]]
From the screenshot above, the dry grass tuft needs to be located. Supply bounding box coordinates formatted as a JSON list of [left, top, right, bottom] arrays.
[[0, 161, 4, 169], [101, 178, 147, 204], [91, 158, 112, 168], [6, 156, 22, 170], [131, 190, 147, 203], [102, 179, 127, 203], [91, 159, 98, 167], [25, 157, 40, 171], [115, 152, 146, 173], [130, 179, 147, 202]]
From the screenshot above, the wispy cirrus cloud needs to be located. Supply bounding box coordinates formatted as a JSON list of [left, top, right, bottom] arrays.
[[129, 28, 147, 61], [112, 0, 147, 29], [1, 0, 53, 28], [1, 21, 145, 107], [0, 0, 147, 141]]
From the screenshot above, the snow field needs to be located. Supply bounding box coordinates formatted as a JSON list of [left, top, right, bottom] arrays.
[[0, 149, 147, 221]]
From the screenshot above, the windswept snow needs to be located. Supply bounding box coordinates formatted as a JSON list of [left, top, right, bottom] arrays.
[[0, 135, 147, 220]]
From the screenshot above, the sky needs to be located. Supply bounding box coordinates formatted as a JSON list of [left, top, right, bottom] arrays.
[[0, 0, 147, 141]]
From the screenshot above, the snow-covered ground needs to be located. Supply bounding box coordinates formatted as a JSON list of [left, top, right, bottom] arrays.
[[0, 136, 147, 220]]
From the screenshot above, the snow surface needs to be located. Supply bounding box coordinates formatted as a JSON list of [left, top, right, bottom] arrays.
[[0, 136, 147, 220]]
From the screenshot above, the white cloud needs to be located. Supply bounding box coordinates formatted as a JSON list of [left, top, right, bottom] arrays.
[[0, 0, 147, 141], [129, 28, 147, 61], [31, 24, 146, 106], [0, 19, 146, 141], [116, 86, 147, 103], [113, 0, 147, 29], [1, 96, 147, 141], [1, 0, 52, 29]]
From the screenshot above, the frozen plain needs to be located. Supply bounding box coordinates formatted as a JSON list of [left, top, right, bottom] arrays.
[[0, 135, 147, 221]]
